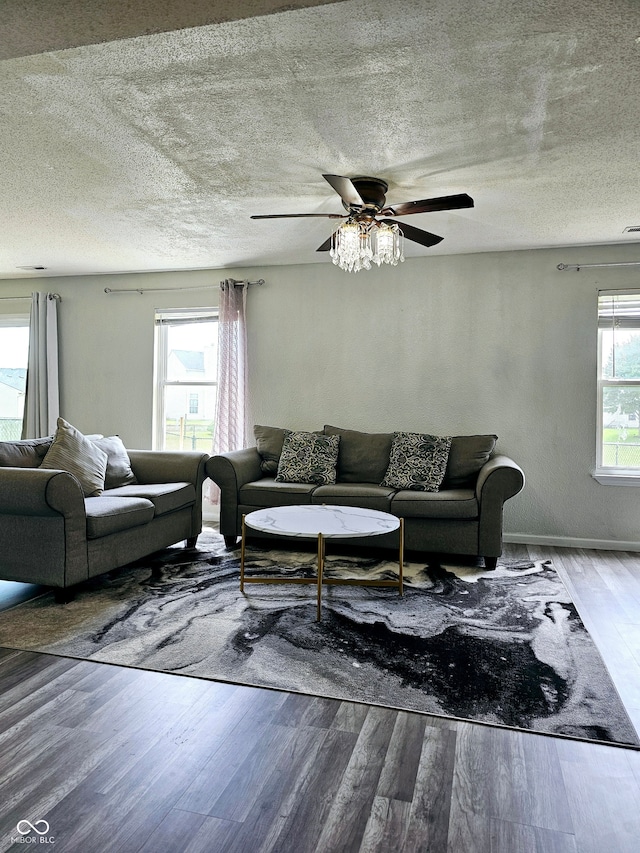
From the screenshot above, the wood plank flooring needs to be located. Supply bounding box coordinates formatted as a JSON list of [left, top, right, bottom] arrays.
[[0, 544, 639, 852]]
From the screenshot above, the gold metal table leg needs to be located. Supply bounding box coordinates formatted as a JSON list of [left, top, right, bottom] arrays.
[[240, 514, 246, 592], [317, 531, 324, 621]]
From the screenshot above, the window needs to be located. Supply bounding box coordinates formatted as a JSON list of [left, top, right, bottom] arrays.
[[153, 308, 218, 452], [0, 315, 30, 440], [596, 290, 640, 484]]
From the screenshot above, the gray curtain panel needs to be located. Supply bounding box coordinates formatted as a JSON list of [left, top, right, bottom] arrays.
[[21, 292, 60, 439]]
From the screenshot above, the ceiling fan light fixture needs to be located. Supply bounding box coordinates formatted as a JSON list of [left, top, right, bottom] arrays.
[[330, 219, 373, 273], [251, 173, 471, 267], [330, 218, 404, 273], [374, 221, 404, 267]]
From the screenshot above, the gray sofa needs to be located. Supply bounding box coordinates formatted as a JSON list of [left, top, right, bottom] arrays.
[[207, 425, 525, 567], [0, 435, 209, 600]]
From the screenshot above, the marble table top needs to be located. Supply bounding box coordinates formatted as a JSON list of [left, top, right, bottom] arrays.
[[244, 504, 400, 539]]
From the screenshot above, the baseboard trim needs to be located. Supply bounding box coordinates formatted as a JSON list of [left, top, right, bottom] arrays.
[[504, 532, 640, 553]]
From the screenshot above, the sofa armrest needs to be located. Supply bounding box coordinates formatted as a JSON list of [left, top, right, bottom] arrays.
[[0, 467, 89, 586], [206, 448, 263, 537], [475, 454, 525, 502], [128, 450, 209, 487], [475, 454, 525, 557], [207, 447, 262, 491], [0, 466, 85, 516]]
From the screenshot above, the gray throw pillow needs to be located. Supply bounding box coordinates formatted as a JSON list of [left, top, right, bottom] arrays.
[[381, 432, 452, 492], [0, 436, 53, 468], [275, 431, 340, 485], [254, 425, 289, 474], [323, 425, 393, 483], [40, 417, 108, 496], [91, 436, 138, 489], [443, 435, 498, 488]]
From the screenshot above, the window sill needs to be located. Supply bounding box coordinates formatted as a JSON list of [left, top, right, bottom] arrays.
[[592, 471, 640, 486]]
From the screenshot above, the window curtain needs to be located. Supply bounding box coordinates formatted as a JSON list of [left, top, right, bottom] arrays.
[[21, 292, 60, 439], [209, 279, 249, 503]]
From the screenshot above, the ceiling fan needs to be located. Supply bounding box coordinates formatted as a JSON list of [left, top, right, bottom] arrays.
[[250, 174, 474, 253]]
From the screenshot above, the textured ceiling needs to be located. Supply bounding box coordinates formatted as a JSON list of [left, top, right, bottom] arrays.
[[1, 0, 639, 279]]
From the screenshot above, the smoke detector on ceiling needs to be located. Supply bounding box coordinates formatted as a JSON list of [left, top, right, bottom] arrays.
[[623, 226, 640, 233]]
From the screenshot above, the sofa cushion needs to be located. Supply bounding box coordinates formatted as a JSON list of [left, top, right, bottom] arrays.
[[381, 432, 452, 492], [443, 435, 498, 488], [91, 436, 138, 488], [323, 425, 393, 483], [0, 436, 52, 468], [391, 488, 478, 519], [85, 496, 155, 538], [312, 483, 396, 513], [40, 418, 108, 497], [254, 425, 289, 474], [240, 477, 317, 507], [276, 431, 340, 485], [105, 482, 195, 516]]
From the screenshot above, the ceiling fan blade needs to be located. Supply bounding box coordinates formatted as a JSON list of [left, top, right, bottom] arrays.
[[251, 213, 345, 219], [381, 218, 443, 247], [316, 235, 333, 252], [382, 193, 474, 216], [322, 174, 365, 208]]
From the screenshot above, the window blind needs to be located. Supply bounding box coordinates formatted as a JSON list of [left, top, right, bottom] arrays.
[[598, 290, 640, 329], [155, 308, 218, 326]]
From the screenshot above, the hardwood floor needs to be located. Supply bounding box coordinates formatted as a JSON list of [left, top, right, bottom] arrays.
[[0, 544, 640, 852]]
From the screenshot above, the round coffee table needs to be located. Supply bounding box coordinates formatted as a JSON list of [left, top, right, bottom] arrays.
[[240, 504, 404, 620]]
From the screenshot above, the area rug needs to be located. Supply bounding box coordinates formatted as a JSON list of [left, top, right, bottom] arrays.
[[0, 529, 637, 748]]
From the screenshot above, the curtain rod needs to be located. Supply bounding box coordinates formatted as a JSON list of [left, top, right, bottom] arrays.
[[104, 279, 264, 294], [557, 261, 640, 271], [0, 293, 61, 301]]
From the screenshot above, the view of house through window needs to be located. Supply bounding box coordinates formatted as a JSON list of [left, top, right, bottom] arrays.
[[0, 317, 30, 440], [154, 308, 218, 453], [597, 290, 640, 475]]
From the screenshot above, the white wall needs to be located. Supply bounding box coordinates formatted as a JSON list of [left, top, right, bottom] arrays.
[[1, 242, 640, 548]]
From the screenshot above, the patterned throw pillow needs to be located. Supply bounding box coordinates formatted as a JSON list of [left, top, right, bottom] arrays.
[[275, 431, 340, 485], [381, 432, 452, 492]]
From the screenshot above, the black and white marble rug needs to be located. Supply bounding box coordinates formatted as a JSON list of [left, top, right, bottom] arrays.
[[1, 529, 637, 747]]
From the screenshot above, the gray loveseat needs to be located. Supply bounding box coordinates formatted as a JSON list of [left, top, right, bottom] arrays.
[[207, 424, 524, 567], [0, 432, 209, 600]]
